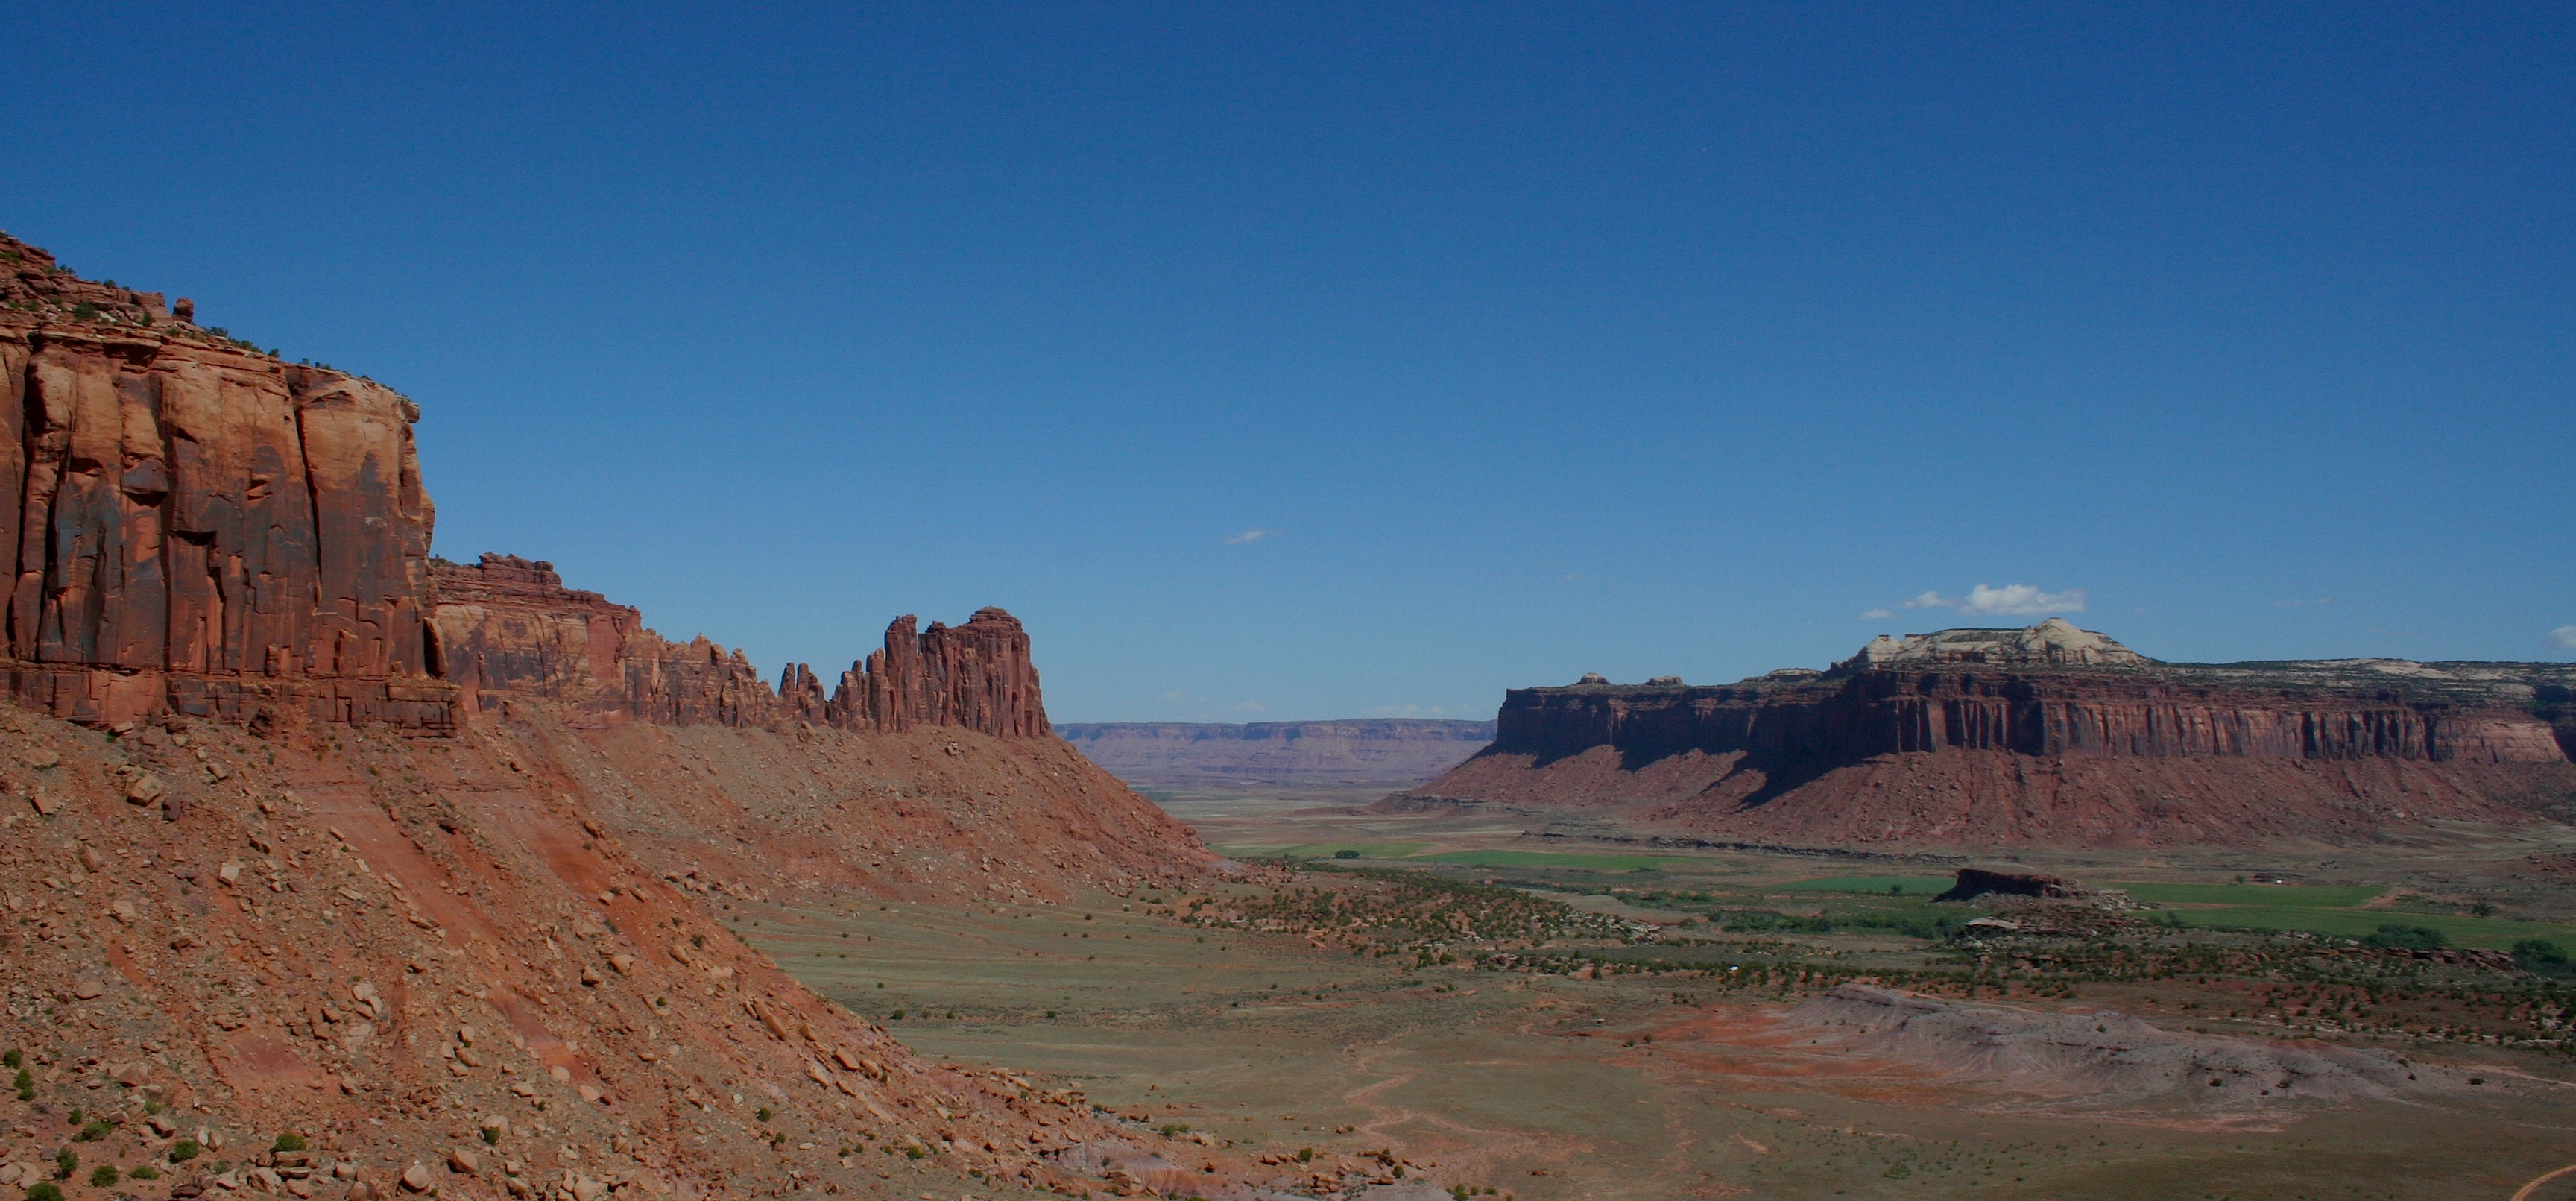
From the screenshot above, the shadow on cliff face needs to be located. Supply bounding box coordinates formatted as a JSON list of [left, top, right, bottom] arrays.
[[1650, 750, 1846, 812]]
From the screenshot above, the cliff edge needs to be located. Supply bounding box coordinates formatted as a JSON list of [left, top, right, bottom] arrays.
[[1404, 620, 2576, 846]]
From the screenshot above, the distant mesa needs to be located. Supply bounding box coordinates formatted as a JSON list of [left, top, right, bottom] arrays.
[[1398, 620, 2576, 848], [1058, 719, 1495, 788]]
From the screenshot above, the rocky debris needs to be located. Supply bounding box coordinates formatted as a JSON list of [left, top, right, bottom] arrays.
[[1790, 983, 2454, 1109], [2380, 946, 2518, 971], [1936, 867, 2135, 910], [1055, 719, 1495, 787], [0, 689, 1222, 1201]]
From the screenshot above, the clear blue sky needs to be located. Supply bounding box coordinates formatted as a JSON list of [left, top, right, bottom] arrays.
[[4, 4, 2569, 721]]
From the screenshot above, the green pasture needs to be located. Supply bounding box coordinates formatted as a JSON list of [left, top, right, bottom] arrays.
[[2106, 882, 2575, 951], [1775, 874, 1959, 896], [1416, 849, 1696, 871], [1272, 842, 1430, 860]]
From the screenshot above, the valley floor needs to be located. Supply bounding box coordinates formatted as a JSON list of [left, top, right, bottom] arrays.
[[733, 785, 2576, 1200]]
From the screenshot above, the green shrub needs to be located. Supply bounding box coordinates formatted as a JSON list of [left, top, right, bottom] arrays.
[[77, 1121, 111, 1142], [903, 1146, 924, 1161], [1, 1049, 19, 1068], [272, 1133, 307, 1154], [168, 1139, 201, 1163], [128, 1166, 160, 1181], [25, 1183, 63, 1201], [1333, 850, 1360, 860], [2363, 924, 2447, 951], [2513, 938, 2570, 970], [87, 1166, 116, 1188], [754, 1107, 771, 1123], [53, 1148, 75, 1179]]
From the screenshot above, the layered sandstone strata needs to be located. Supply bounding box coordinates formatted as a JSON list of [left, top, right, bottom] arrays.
[[0, 232, 449, 728], [429, 554, 1050, 737], [1407, 622, 2576, 845], [1, 233, 1058, 739]]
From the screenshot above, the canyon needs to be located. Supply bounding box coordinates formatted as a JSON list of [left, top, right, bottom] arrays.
[[1055, 719, 1493, 788], [1403, 619, 2576, 846]]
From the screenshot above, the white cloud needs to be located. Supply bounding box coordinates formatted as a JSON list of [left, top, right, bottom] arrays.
[[1224, 529, 1272, 545], [1887, 584, 2086, 619], [1958, 584, 2086, 616], [2550, 625, 2576, 651]]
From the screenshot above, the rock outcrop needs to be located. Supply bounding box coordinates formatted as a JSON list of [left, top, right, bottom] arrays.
[[1404, 621, 2576, 846], [0, 232, 450, 729], [429, 554, 1051, 737], [1056, 719, 1496, 787], [1837, 617, 2150, 671]]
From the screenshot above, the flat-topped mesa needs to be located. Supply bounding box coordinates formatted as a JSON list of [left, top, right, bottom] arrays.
[[428, 554, 1049, 737], [1411, 620, 2576, 846], [0, 231, 452, 729]]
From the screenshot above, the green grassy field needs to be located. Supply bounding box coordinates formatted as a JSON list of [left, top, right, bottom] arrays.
[[2108, 882, 2576, 951], [1775, 874, 1959, 895], [1270, 841, 1430, 860], [1416, 848, 1698, 871]]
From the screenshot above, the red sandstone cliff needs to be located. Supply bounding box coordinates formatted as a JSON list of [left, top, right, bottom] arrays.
[[1406, 622, 2576, 846], [0, 232, 449, 729], [428, 553, 1050, 737]]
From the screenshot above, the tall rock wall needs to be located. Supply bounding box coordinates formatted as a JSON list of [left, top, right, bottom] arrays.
[[0, 232, 452, 728], [1409, 624, 2576, 846], [1487, 670, 2570, 768], [429, 554, 1050, 737]]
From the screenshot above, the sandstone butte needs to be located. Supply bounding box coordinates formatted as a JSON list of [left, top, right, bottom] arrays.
[[1400, 617, 2576, 847], [0, 230, 1345, 1201]]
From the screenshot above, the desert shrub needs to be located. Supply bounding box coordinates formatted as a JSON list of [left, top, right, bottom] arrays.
[[2364, 924, 2447, 951], [271, 1133, 307, 1154], [128, 1166, 160, 1181], [53, 1149, 75, 1179], [1, 1049, 19, 1068], [76, 1121, 111, 1142], [168, 1140, 201, 1163], [87, 1166, 116, 1188], [2514, 939, 2571, 972], [25, 1183, 63, 1201]]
